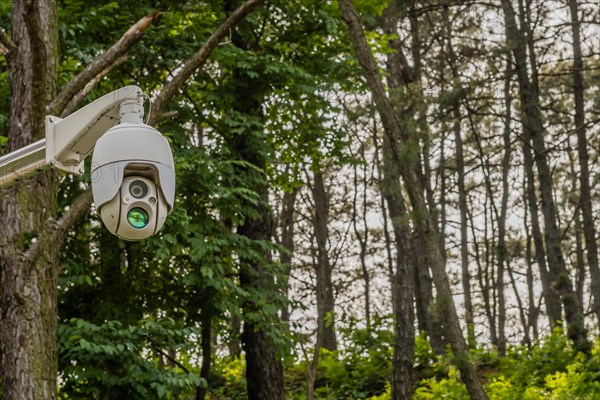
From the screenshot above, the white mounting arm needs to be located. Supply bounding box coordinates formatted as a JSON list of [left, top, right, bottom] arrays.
[[0, 86, 144, 187]]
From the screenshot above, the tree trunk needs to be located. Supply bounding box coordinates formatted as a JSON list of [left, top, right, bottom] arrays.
[[380, 3, 416, 397], [412, 235, 445, 355], [469, 203, 498, 347], [382, 0, 444, 357], [312, 169, 338, 352], [352, 156, 371, 331], [439, 9, 476, 348], [500, 0, 589, 352], [0, 0, 59, 398], [227, 19, 285, 399], [494, 59, 514, 355], [568, 0, 600, 323], [339, 1, 487, 398], [452, 107, 476, 349], [524, 200, 539, 343], [574, 209, 586, 314], [196, 313, 212, 400], [237, 181, 285, 400], [279, 187, 298, 323], [506, 263, 531, 347], [228, 315, 242, 358], [523, 143, 561, 326], [381, 135, 415, 400]]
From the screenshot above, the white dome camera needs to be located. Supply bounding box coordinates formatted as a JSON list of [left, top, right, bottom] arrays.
[[91, 98, 175, 241]]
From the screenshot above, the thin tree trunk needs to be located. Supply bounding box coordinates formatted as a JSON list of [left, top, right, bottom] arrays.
[[452, 107, 475, 349], [574, 209, 586, 313], [312, 169, 338, 352], [568, 0, 600, 323], [196, 313, 212, 400], [469, 200, 498, 347], [228, 315, 242, 358], [524, 197, 539, 343], [566, 144, 586, 319], [339, 1, 487, 398], [380, 133, 415, 399], [506, 262, 531, 347], [352, 151, 371, 331], [237, 186, 285, 400], [523, 143, 561, 326], [279, 187, 298, 323], [493, 57, 515, 355], [412, 233, 445, 355], [440, 9, 475, 348]]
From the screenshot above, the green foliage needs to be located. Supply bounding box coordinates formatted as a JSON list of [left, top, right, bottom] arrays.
[[58, 318, 202, 399], [282, 315, 393, 399], [498, 328, 577, 389], [40, 0, 600, 399], [414, 365, 471, 400], [208, 357, 248, 400], [485, 333, 600, 399]]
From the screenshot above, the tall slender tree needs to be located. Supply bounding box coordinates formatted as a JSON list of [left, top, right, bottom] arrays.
[[312, 168, 338, 352], [567, 0, 600, 324]]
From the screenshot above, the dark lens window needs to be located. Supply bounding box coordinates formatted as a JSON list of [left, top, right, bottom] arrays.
[[129, 180, 148, 199]]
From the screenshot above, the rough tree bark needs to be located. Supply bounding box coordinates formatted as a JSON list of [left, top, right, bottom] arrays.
[[338, 0, 488, 398], [0, 1, 59, 398]]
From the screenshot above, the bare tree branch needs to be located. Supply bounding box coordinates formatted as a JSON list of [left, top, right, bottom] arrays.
[[48, 12, 162, 117], [24, 188, 93, 267], [54, 188, 93, 242], [61, 55, 129, 117], [149, 0, 265, 125], [152, 348, 190, 374]]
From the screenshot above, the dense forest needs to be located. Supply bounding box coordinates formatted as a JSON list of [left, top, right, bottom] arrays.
[[1, 0, 599, 399]]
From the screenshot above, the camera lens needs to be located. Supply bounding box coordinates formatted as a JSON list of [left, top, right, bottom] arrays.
[[129, 180, 148, 199], [127, 207, 149, 229]]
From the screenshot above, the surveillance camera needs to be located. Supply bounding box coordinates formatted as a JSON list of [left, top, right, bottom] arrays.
[[91, 100, 175, 241]]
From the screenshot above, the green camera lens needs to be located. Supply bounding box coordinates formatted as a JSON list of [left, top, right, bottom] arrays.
[[127, 207, 149, 229]]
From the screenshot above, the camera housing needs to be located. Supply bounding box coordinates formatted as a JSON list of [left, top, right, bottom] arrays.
[[91, 99, 175, 241]]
